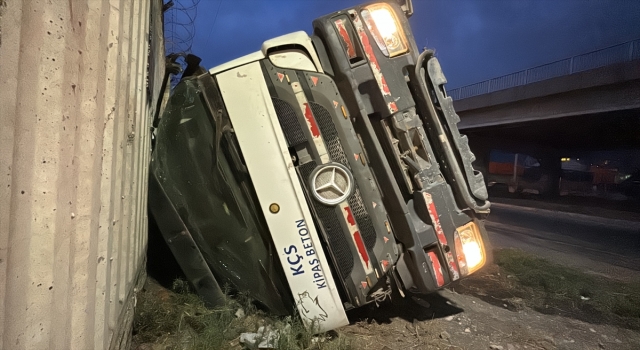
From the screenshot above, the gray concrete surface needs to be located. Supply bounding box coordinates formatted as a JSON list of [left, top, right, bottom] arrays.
[[0, 1, 164, 349], [486, 202, 640, 281]]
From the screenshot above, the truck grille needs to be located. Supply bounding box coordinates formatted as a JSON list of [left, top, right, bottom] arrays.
[[299, 161, 354, 279], [309, 102, 377, 252], [272, 97, 306, 147]]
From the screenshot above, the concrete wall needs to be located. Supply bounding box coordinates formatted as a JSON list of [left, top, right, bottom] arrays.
[[0, 0, 164, 349]]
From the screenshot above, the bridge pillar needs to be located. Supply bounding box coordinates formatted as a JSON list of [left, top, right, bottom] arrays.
[[469, 138, 492, 185], [471, 142, 491, 184], [538, 152, 562, 198]]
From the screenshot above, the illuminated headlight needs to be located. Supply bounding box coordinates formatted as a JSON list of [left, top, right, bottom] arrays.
[[454, 222, 486, 275], [361, 4, 409, 57]]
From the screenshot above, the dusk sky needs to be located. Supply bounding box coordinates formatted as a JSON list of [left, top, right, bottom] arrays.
[[167, 0, 640, 88]]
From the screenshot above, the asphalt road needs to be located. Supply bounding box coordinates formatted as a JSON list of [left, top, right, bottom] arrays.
[[485, 202, 640, 281]]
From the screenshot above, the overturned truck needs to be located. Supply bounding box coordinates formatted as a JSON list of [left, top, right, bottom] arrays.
[[150, 0, 491, 332]]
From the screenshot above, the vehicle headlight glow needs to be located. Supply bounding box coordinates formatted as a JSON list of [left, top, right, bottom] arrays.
[[361, 4, 409, 57], [455, 222, 486, 274]]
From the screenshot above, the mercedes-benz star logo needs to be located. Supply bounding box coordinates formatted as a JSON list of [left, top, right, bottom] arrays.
[[309, 163, 354, 206]]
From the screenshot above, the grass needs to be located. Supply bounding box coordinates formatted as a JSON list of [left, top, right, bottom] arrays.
[[494, 249, 640, 328], [132, 279, 353, 350], [134, 250, 640, 348]]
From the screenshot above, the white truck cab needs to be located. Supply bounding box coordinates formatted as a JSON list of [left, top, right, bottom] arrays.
[[150, 1, 490, 333]]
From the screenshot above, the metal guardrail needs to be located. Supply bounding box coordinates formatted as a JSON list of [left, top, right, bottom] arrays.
[[447, 38, 640, 100]]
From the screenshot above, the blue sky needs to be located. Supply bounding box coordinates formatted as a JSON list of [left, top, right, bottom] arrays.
[[168, 0, 640, 88]]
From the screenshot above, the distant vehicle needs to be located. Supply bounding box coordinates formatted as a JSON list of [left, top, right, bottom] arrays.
[[619, 171, 640, 197], [149, 0, 491, 332], [485, 150, 547, 195]]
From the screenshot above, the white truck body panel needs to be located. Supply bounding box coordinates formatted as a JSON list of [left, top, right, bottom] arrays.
[[269, 49, 318, 72], [216, 62, 349, 331], [209, 50, 264, 75], [210, 31, 323, 75], [262, 31, 323, 73]]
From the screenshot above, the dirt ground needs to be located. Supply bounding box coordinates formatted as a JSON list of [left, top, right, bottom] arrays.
[[341, 264, 640, 350], [133, 256, 640, 350]]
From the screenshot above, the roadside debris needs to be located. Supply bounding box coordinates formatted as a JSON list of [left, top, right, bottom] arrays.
[[239, 325, 289, 349]]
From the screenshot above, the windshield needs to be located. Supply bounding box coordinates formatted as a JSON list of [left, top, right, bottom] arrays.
[[150, 74, 293, 314]]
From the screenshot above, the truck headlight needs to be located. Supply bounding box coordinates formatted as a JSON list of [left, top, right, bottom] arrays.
[[455, 222, 486, 274], [361, 3, 409, 58]]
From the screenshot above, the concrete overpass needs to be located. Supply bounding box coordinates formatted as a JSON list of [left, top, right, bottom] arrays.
[[453, 60, 640, 130], [446, 39, 640, 196], [449, 39, 640, 127]]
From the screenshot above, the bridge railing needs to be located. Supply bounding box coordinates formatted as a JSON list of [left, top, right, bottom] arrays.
[[448, 38, 640, 100]]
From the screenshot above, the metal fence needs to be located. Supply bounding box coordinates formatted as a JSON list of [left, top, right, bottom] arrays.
[[448, 38, 640, 100]]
